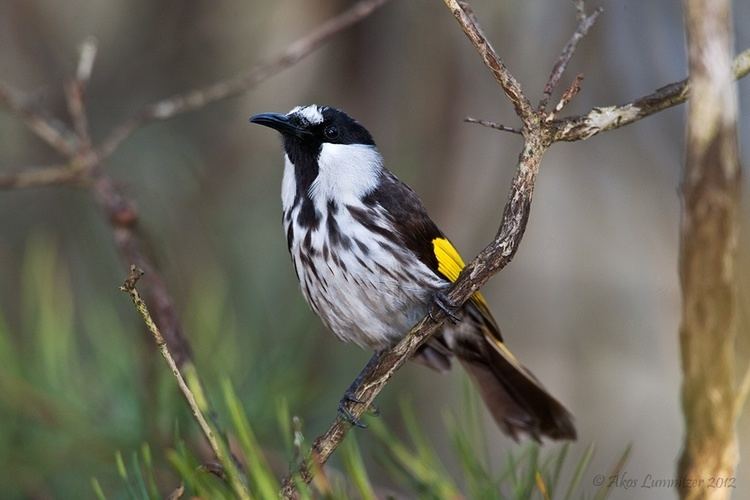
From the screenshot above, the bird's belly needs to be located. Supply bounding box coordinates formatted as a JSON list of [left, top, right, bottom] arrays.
[[289, 225, 444, 349], [317, 267, 429, 348]]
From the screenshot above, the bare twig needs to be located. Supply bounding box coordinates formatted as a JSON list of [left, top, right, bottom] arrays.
[[0, 83, 79, 156], [166, 483, 185, 500], [442, 0, 534, 123], [65, 37, 98, 146], [464, 117, 522, 134], [64, 82, 89, 147], [538, 3, 601, 112], [75, 37, 98, 85], [552, 47, 750, 142], [545, 73, 583, 122], [89, 171, 194, 367], [120, 266, 251, 500], [578, 0, 598, 25], [0, 164, 83, 189], [97, 0, 391, 160]]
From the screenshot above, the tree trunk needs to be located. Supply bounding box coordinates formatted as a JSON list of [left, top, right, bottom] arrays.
[[677, 0, 741, 499]]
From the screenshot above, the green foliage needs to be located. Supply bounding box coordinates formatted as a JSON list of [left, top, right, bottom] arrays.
[[1, 236, 629, 499], [367, 397, 627, 500]]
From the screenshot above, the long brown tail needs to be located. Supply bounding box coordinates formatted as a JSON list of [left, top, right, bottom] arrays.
[[455, 331, 577, 441]]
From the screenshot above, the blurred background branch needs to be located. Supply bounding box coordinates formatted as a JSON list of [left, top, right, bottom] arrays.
[[96, 0, 391, 161]]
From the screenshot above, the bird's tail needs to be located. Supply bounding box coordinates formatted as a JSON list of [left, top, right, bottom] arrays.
[[453, 315, 576, 441]]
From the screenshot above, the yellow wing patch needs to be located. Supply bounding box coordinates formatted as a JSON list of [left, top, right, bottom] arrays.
[[432, 237, 525, 372], [432, 237, 490, 312]]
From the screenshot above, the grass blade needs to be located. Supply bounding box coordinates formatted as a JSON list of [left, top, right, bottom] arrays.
[[563, 443, 595, 500], [222, 378, 279, 499], [340, 436, 377, 500], [593, 444, 632, 500]]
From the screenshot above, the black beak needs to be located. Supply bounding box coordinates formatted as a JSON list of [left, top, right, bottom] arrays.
[[249, 112, 311, 137]]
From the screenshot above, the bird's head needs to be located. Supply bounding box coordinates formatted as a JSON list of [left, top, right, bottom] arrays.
[[250, 105, 375, 162], [250, 105, 383, 201]]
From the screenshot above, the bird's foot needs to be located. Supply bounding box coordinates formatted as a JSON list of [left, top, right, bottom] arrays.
[[431, 291, 461, 324], [338, 390, 372, 428]]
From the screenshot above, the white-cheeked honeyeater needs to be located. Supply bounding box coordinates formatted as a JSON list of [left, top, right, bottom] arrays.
[[250, 105, 575, 441]]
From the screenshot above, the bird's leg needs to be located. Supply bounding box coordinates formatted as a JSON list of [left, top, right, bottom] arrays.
[[431, 291, 461, 324], [338, 351, 383, 428]]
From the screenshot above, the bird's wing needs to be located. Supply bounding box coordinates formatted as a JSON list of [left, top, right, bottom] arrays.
[[431, 237, 499, 331], [364, 171, 502, 340]]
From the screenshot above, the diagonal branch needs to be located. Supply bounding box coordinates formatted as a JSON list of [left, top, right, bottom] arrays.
[[120, 266, 251, 500], [552, 47, 750, 142], [97, 0, 391, 160], [442, 0, 534, 124]]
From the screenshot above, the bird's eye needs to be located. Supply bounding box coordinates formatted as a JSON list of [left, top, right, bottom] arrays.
[[324, 125, 339, 140]]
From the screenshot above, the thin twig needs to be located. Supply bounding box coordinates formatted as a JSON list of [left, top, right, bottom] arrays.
[[545, 73, 583, 122], [552, 47, 750, 141], [574, 0, 587, 22], [464, 117, 522, 134], [0, 82, 79, 156], [442, 0, 534, 123], [120, 266, 251, 500], [97, 0, 391, 160], [0, 164, 83, 189], [76, 37, 98, 84], [89, 171, 195, 365], [65, 38, 98, 147], [539, 4, 602, 112]]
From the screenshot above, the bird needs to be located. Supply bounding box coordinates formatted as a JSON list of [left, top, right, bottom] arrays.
[[250, 105, 576, 441]]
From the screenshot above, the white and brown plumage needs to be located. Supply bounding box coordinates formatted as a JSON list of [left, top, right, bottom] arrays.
[[251, 105, 575, 440]]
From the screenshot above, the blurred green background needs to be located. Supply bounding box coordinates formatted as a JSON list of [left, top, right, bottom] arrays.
[[1, 0, 749, 498]]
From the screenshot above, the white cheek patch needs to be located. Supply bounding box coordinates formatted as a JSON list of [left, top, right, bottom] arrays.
[[288, 105, 324, 125], [311, 143, 383, 202], [280, 154, 297, 211]]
